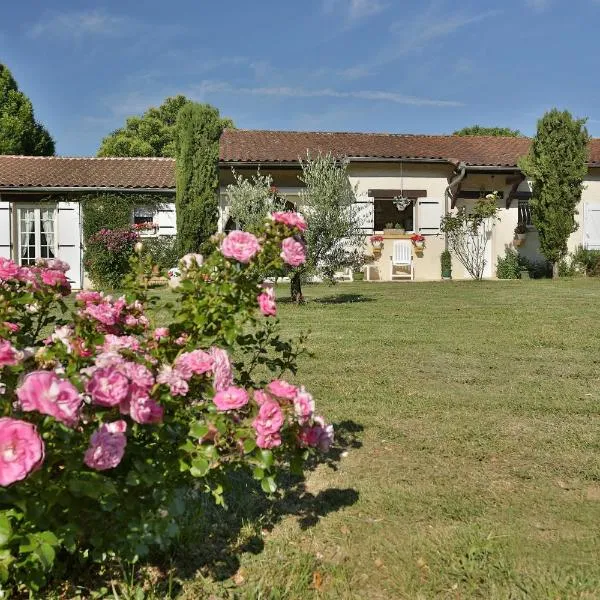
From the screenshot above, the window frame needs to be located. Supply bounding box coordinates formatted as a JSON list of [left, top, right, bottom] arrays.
[[517, 199, 533, 228], [132, 206, 159, 237], [373, 197, 416, 232], [16, 204, 58, 266]]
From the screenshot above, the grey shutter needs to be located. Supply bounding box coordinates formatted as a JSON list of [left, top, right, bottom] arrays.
[[0, 200, 12, 259], [57, 202, 82, 289]]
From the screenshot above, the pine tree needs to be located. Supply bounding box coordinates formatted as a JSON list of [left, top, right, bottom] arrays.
[[519, 109, 589, 278], [175, 103, 225, 253], [0, 64, 55, 155]]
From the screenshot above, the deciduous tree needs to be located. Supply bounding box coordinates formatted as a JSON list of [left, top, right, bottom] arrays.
[[453, 125, 522, 137]]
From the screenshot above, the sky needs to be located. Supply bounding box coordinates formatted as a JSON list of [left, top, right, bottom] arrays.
[[2, 0, 600, 156]]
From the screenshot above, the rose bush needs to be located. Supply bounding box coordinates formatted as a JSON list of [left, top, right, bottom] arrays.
[[0, 214, 332, 594]]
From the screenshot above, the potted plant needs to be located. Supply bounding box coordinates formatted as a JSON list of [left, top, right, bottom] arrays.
[[441, 249, 452, 279], [410, 233, 426, 253], [513, 223, 527, 247], [384, 222, 406, 235], [370, 234, 384, 257]]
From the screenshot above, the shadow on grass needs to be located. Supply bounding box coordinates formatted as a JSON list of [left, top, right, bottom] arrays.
[[313, 294, 375, 304], [169, 419, 363, 584]]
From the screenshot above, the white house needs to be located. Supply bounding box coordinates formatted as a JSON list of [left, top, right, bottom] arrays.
[[2, 130, 600, 287]]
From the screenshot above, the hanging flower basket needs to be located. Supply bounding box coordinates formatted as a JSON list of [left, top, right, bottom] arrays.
[[370, 234, 385, 250], [410, 234, 426, 250]]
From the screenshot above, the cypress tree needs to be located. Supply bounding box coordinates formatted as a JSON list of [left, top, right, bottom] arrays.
[[520, 109, 589, 278], [0, 64, 55, 155], [175, 103, 225, 254]]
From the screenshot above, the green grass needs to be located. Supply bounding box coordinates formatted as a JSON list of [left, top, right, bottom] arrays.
[[62, 280, 600, 598]]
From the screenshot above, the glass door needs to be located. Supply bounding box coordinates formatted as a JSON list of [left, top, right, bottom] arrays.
[[17, 206, 57, 265]]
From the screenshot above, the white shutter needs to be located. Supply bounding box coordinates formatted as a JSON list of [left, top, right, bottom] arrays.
[[56, 202, 82, 289], [417, 198, 442, 234], [0, 200, 12, 259], [156, 203, 176, 236], [584, 203, 600, 250]]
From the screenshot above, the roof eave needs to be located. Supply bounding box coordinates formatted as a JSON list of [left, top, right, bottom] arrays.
[[0, 186, 176, 193]]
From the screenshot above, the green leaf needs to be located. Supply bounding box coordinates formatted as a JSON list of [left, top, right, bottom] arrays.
[[0, 515, 12, 547], [261, 476, 277, 494], [243, 438, 257, 454], [189, 422, 209, 439], [259, 449, 274, 469], [190, 457, 209, 477], [34, 543, 55, 570], [253, 467, 264, 480], [38, 531, 58, 546]]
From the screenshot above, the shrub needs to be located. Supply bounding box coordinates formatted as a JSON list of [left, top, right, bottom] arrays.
[[496, 248, 522, 279], [571, 245, 600, 276], [84, 227, 140, 289], [440, 250, 452, 277], [142, 236, 179, 271], [0, 214, 331, 595]]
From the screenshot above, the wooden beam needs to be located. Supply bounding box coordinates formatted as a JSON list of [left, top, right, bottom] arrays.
[[367, 189, 427, 198], [505, 173, 525, 209], [457, 190, 504, 200]]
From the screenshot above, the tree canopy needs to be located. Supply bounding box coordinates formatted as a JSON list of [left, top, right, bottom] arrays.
[[0, 64, 55, 156], [519, 109, 589, 278], [98, 95, 233, 157], [453, 125, 522, 137]]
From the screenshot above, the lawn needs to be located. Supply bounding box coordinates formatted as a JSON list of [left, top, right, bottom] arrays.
[[75, 280, 600, 598]]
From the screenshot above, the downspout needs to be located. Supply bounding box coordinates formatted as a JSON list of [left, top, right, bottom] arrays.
[[444, 161, 466, 250]]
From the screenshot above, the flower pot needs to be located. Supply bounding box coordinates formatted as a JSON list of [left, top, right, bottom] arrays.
[[513, 238, 524, 247], [441, 269, 452, 280], [372, 248, 382, 258]]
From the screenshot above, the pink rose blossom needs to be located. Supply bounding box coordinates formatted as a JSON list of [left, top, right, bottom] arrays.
[[220, 231, 261, 264], [76, 290, 103, 304], [101, 335, 140, 353], [256, 432, 282, 449], [0, 339, 21, 367], [213, 386, 249, 411], [42, 258, 69, 272], [85, 302, 121, 327], [129, 395, 164, 424], [122, 362, 154, 389], [0, 418, 44, 486], [280, 237, 306, 267], [258, 285, 276, 317], [254, 390, 270, 406], [266, 379, 298, 401], [271, 211, 308, 232], [175, 350, 214, 379], [156, 365, 189, 396], [253, 401, 284, 436], [209, 347, 233, 391], [153, 327, 169, 340], [293, 387, 315, 424], [0, 258, 20, 281], [84, 420, 127, 471], [40, 269, 71, 294], [86, 368, 129, 407], [49, 325, 74, 352], [174, 333, 189, 346], [17, 371, 82, 427], [3, 322, 20, 333], [298, 416, 334, 452]]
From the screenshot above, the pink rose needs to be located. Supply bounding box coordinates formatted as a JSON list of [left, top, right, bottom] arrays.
[[101, 334, 140, 353], [253, 401, 284, 436], [129, 395, 164, 424], [180, 253, 204, 269], [0, 258, 20, 281], [258, 285, 276, 317], [254, 390, 270, 406], [76, 290, 103, 304], [153, 327, 169, 340], [272, 211, 307, 232], [3, 322, 20, 334], [266, 379, 298, 401], [0, 339, 21, 367], [121, 362, 154, 389], [280, 237, 306, 267], [156, 365, 189, 396], [298, 416, 334, 452], [40, 269, 71, 294], [220, 231, 261, 264], [0, 418, 44, 486], [293, 387, 315, 424], [175, 350, 214, 379], [256, 431, 282, 449], [85, 302, 121, 327], [209, 347, 233, 391], [43, 258, 69, 272], [213, 386, 249, 411], [84, 420, 127, 471], [86, 368, 129, 407], [17, 371, 82, 427]]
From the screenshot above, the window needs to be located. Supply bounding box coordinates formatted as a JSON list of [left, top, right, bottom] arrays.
[[518, 200, 532, 227], [373, 198, 414, 232], [17, 206, 57, 265], [133, 206, 158, 236]]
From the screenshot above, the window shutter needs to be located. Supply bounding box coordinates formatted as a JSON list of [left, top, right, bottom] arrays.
[[156, 203, 176, 235], [417, 198, 442, 234], [57, 202, 82, 289], [356, 199, 374, 235], [0, 200, 12, 259]]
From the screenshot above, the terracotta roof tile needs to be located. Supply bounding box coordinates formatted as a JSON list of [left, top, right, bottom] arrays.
[[220, 129, 600, 167], [0, 156, 176, 190]]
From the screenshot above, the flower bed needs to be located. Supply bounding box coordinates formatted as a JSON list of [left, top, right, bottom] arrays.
[[0, 214, 330, 594]]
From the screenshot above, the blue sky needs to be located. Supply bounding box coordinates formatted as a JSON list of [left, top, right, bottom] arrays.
[[2, 0, 600, 155]]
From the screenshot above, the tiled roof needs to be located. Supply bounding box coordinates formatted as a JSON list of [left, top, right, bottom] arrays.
[[0, 156, 176, 190], [220, 129, 600, 167]]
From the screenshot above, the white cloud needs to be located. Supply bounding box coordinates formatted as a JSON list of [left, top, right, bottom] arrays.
[[191, 80, 463, 107], [526, 0, 550, 10], [28, 9, 128, 39], [324, 0, 388, 23]]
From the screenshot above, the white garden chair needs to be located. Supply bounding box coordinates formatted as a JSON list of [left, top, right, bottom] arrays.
[[390, 240, 414, 281]]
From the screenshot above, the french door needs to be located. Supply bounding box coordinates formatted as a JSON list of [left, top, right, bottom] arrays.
[[17, 206, 57, 266]]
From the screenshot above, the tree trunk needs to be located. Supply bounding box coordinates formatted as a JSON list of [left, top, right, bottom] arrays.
[[290, 272, 304, 304], [552, 261, 560, 279]]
